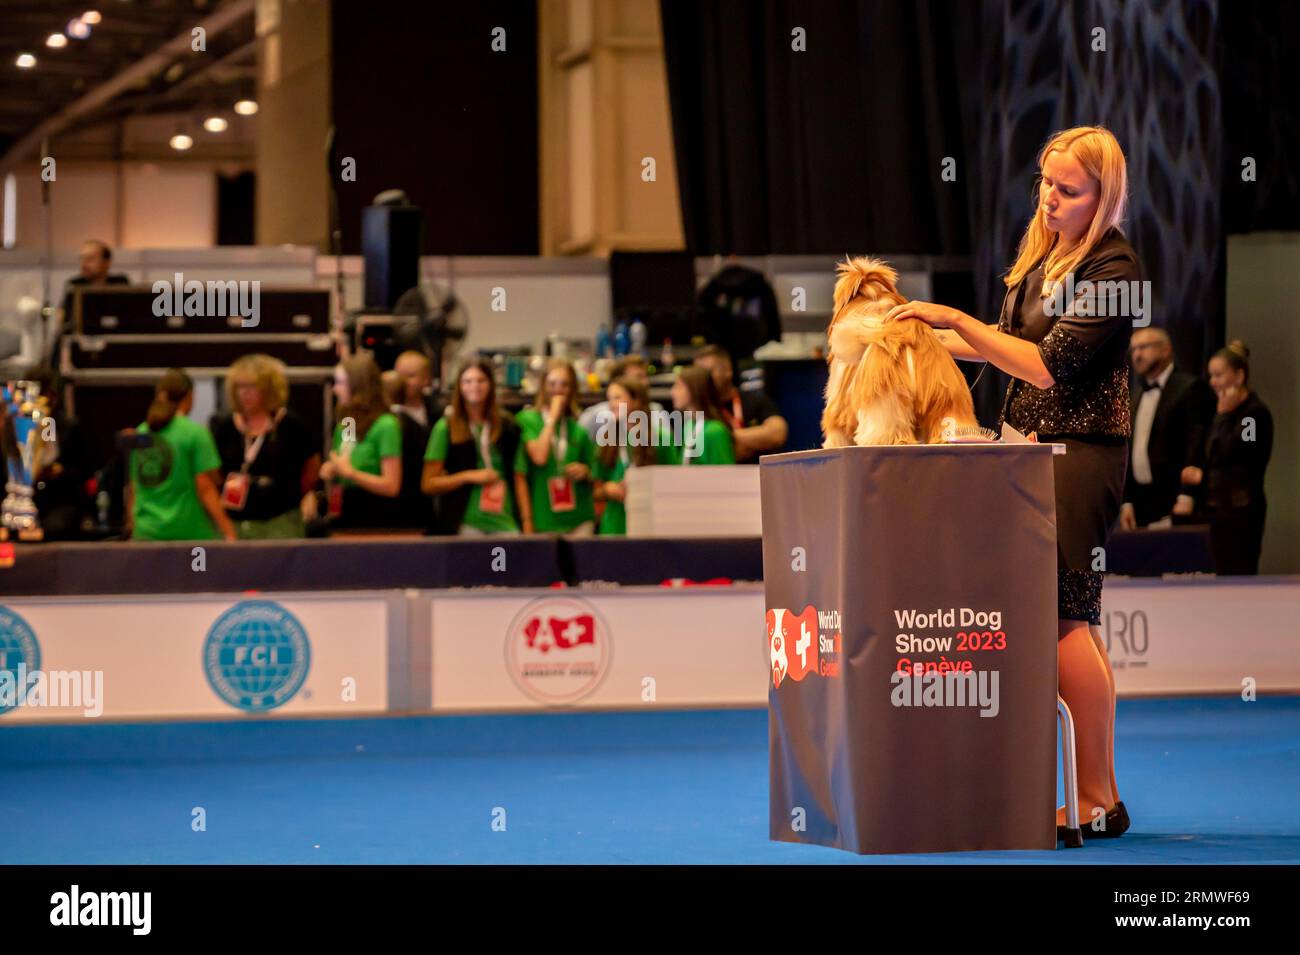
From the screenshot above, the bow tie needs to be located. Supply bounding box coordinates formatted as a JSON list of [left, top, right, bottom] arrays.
[[1140, 379, 1162, 392]]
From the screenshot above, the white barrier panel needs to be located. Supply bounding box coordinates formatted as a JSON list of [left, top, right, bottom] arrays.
[[1101, 578, 1300, 696], [0, 594, 389, 723], [430, 586, 768, 711], [2, 578, 1295, 723], [626, 466, 762, 536]]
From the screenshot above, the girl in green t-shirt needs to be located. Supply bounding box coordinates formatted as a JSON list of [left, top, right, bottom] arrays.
[[664, 365, 736, 466], [517, 358, 597, 533], [320, 355, 403, 529], [127, 368, 237, 542], [422, 359, 529, 535], [592, 376, 662, 535]]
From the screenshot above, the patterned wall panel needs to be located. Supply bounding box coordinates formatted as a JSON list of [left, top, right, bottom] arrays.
[[971, 0, 1221, 391]]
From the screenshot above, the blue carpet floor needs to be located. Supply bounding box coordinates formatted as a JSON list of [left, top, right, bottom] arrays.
[[1, 696, 1296, 864]]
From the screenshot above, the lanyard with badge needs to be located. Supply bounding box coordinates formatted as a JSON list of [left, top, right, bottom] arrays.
[[222, 410, 280, 510], [546, 414, 576, 512], [328, 419, 353, 518], [680, 416, 699, 466], [473, 421, 507, 514]]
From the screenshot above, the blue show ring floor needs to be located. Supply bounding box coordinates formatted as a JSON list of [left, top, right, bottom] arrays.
[[1, 696, 1296, 864]]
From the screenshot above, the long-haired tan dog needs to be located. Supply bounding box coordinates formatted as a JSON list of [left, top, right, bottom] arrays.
[[822, 257, 978, 446]]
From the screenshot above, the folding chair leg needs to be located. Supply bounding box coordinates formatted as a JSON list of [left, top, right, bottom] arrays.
[[1057, 695, 1083, 848]]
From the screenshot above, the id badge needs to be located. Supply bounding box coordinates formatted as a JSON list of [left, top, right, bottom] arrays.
[[222, 472, 251, 510], [328, 482, 343, 518], [547, 476, 576, 512], [479, 479, 506, 514]]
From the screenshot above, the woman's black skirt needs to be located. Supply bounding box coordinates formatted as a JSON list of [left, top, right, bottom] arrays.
[[1047, 436, 1129, 628]]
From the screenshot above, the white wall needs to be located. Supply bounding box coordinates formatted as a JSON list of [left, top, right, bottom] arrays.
[[6, 160, 221, 252]]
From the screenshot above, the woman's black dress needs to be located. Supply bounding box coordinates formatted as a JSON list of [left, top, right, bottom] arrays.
[[1202, 391, 1273, 574], [996, 227, 1142, 627]]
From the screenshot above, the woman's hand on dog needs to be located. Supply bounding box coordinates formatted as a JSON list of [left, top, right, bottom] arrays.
[[886, 300, 964, 330]]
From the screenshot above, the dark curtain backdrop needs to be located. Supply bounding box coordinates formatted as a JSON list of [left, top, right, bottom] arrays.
[[1221, 0, 1300, 233], [659, 0, 980, 256], [330, 2, 538, 254], [661, 0, 1300, 426]]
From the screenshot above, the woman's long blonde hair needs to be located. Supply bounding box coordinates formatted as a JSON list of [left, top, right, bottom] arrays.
[[1005, 126, 1129, 296]]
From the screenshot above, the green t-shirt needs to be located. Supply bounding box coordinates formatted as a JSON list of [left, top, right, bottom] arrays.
[[516, 408, 597, 531], [130, 415, 222, 541], [593, 451, 629, 535], [331, 413, 402, 485], [659, 418, 736, 466], [424, 418, 522, 534]]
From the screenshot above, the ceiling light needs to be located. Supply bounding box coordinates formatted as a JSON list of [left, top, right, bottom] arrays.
[[203, 116, 228, 133], [82, 11, 103, 26], [16, 54, 37, 69], [67, 19, 91, 40], [47, 34, 68, 49], [169, 133, 194, 151], [233, 99, 258, 116]]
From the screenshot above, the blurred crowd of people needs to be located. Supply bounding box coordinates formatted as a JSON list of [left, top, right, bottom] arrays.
[[21, 345, 789, 542], [17, 323, 1272, 571]]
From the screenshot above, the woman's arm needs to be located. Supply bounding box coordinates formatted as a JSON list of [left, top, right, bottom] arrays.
[[196, 470, 238, 540], [889, 302, 1053, 388], [732, 415, 788, 456], [421, 459, 472, 496], [526, 416, 557, 466], [949, 315, 1054, 388], [300, 453, 321, 496], [933, 327, 992, 363], [514, 472, 533, 532], [345, 456, 402, 498]]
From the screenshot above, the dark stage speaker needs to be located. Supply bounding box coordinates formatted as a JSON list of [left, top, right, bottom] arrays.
[[363, 202, 423, 311]]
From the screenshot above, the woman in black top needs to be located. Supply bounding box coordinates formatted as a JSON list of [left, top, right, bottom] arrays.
[[890, 126, 1137, 839], [1180, 341, 1273, 574], [211, 354, 320, 538]]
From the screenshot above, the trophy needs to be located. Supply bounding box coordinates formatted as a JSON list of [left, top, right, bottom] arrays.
[[1, 380, 55, 542]]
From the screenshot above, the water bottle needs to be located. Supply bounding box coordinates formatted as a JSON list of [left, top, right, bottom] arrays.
[[595, 323, 612, 359], [614, 321, 630, 357], [96, 490, 110, 532], [629, 319, 647, 358], [660, 338, 675, 368]]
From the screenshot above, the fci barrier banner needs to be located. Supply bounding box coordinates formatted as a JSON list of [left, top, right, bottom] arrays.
[[0, 594, 389, 722], [760, 445, 1060, 853]]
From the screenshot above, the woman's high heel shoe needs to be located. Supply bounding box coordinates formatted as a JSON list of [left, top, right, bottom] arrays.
[[1057, 800, 1130, 842]]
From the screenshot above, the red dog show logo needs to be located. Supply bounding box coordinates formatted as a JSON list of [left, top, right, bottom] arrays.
[[506, 596, 612, 705], [768, 606, 841, 688]]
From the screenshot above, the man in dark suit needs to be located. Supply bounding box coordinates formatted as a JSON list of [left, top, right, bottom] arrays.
[[1119, 327, 1216, 529]]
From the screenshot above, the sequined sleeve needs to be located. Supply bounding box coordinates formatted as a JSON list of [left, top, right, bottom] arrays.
[[1038, 247, 1141, 384]]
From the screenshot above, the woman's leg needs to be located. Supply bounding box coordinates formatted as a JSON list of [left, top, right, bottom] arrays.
[[1057, 618, 1117, 827], [1089, 625, 1119, 804]]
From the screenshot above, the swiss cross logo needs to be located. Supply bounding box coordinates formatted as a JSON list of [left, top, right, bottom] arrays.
[[768, 606, 818, 688], [507, 597, 611, 705], [524, 614, 595, 653]]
